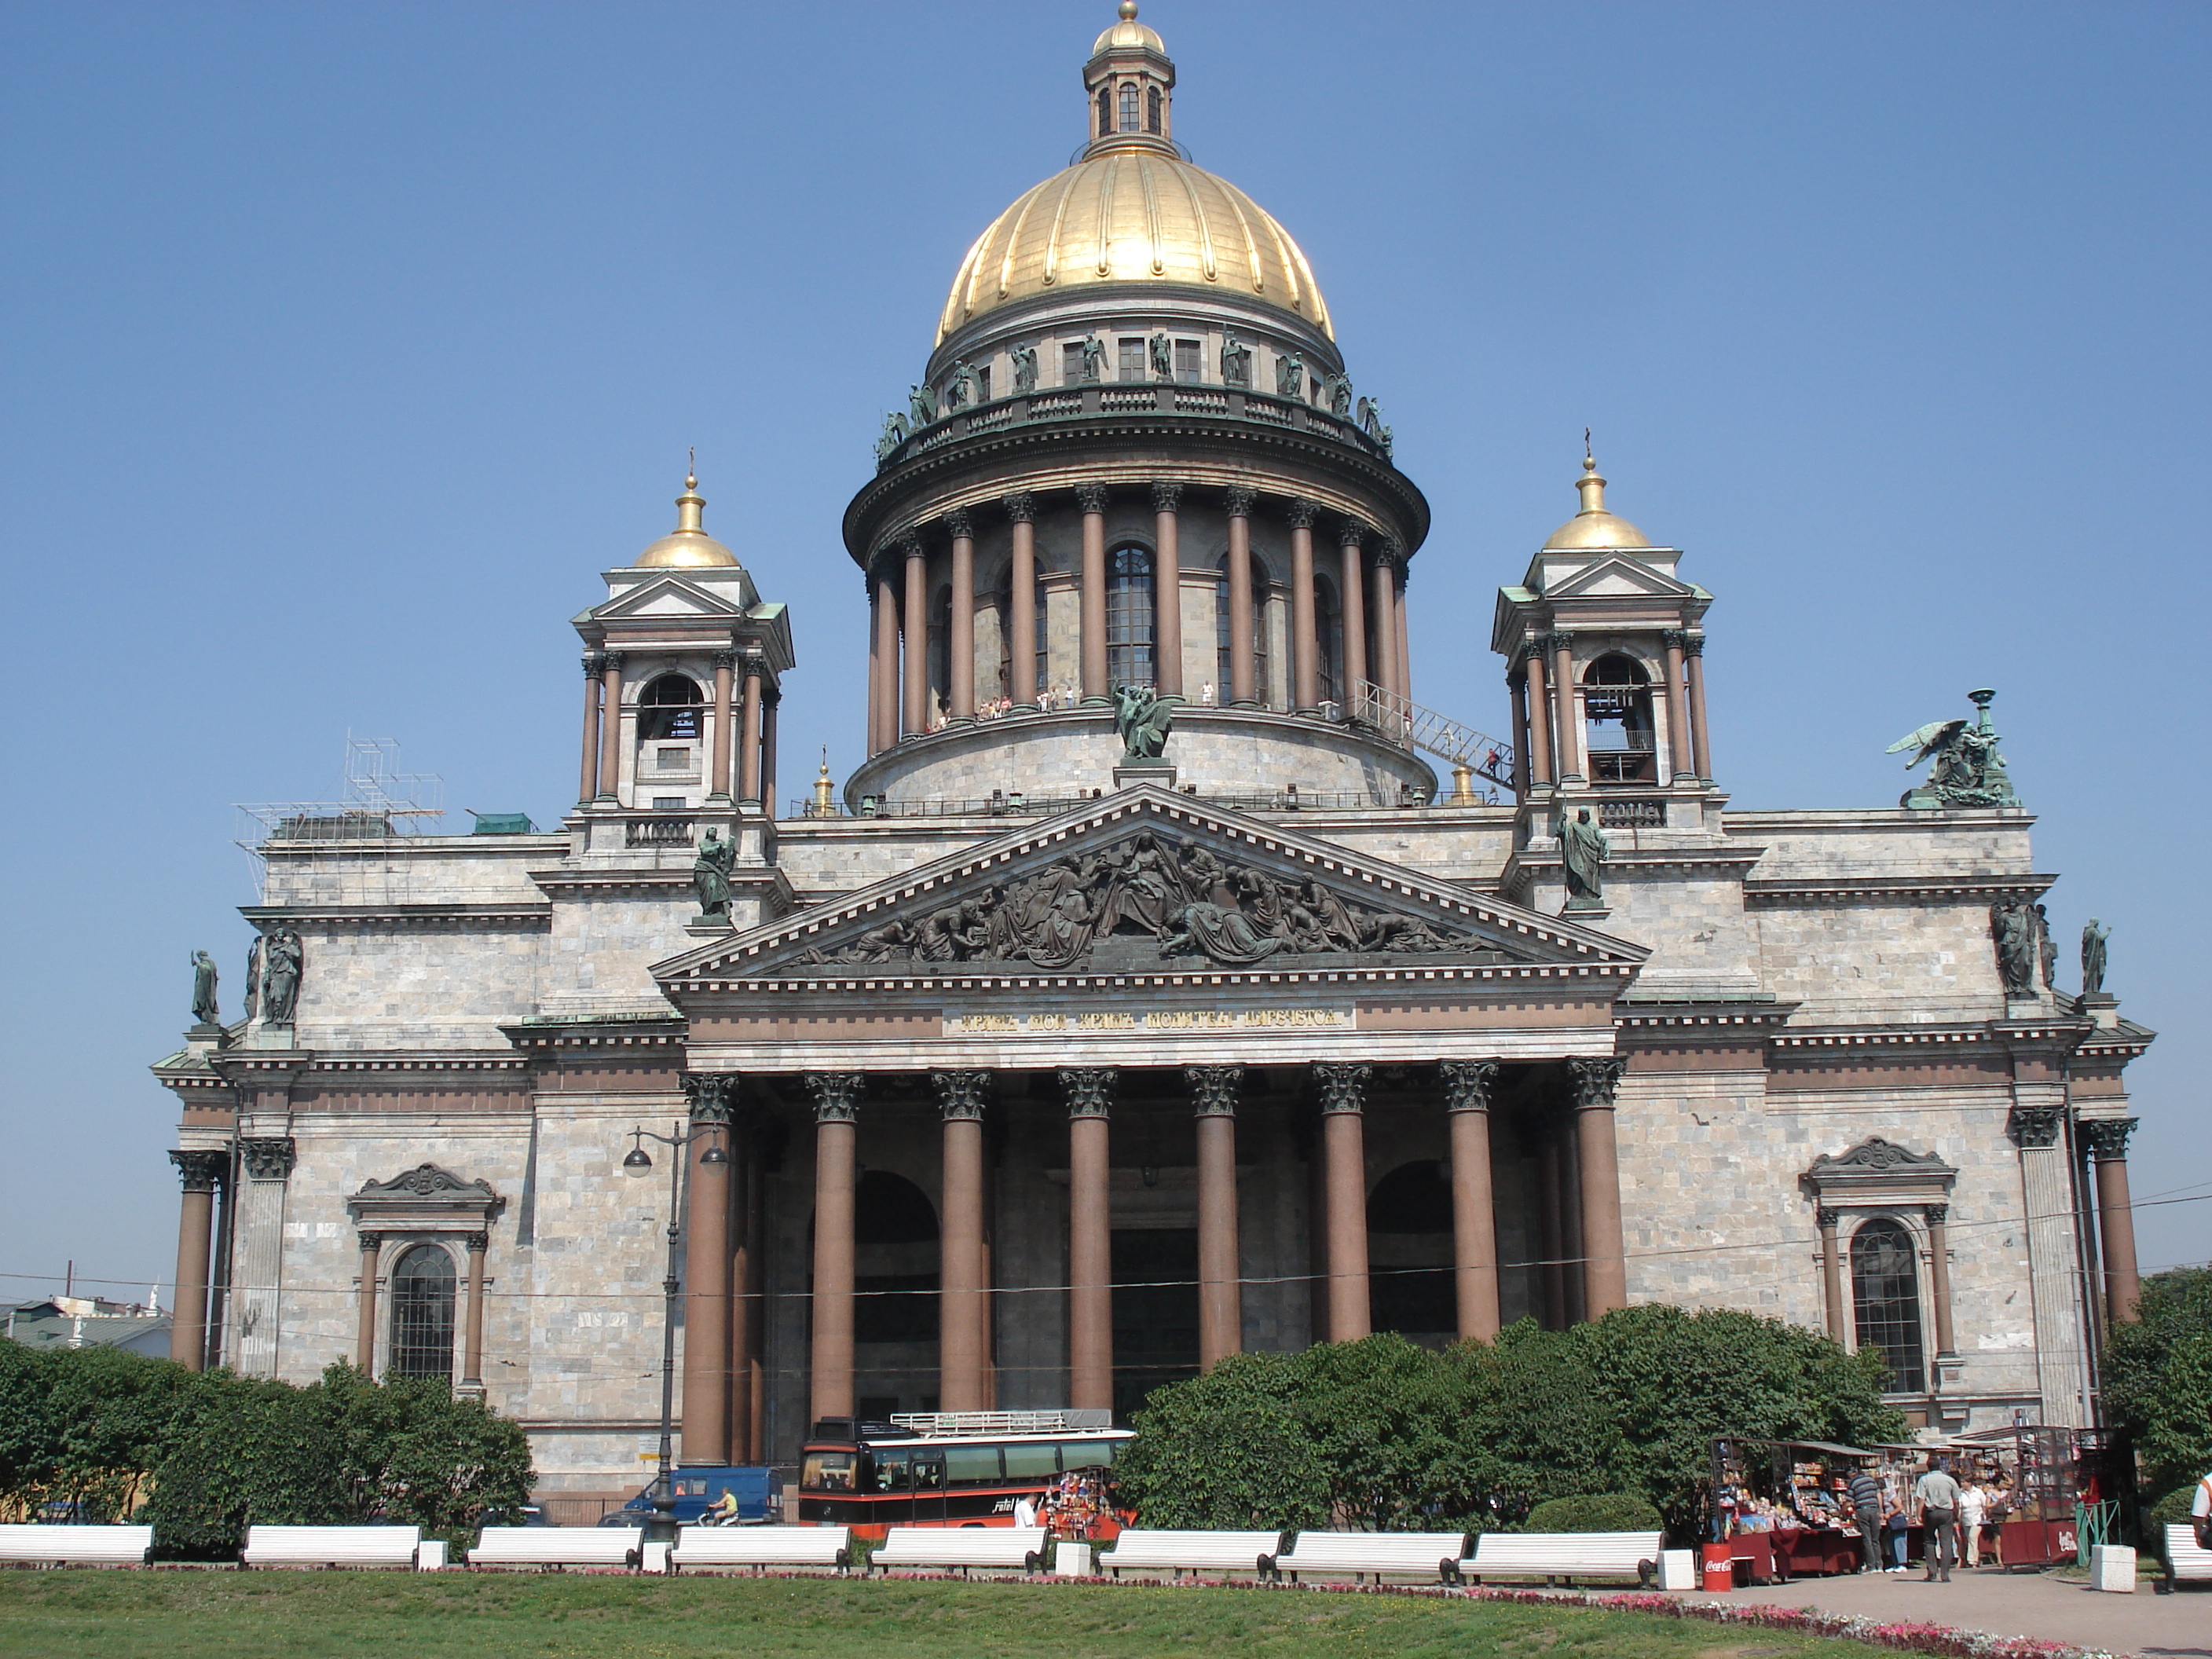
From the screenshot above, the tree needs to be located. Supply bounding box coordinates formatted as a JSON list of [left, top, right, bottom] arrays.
[[2104, 1267, 2212, 1495], [1115, 1352, 1328, 1529]]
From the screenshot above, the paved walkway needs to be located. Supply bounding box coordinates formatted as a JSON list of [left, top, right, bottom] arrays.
[[1681, 1565, 2208, 1657]]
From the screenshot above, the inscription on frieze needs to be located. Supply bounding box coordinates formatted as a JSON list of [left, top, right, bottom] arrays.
[[944, 1007, 1353, 1038]]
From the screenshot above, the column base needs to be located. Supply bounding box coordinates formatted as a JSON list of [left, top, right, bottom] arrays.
[[250, 1022, 297, 1050], [1080, 695, 1113, 709]]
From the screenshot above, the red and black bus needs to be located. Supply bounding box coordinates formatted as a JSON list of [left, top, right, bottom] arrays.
[[798, 1412, 1133, 1539]]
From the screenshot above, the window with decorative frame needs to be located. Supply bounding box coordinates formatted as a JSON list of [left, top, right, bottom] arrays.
[[1849, 1218, 1928, 1393], [389, 1243, 456, 1382]]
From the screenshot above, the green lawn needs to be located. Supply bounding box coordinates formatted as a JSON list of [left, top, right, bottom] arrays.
[[0, 1570, 1883, 1659]]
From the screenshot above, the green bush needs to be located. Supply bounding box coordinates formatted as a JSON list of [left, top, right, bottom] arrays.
[[2144, 1485, 2200, 1533], [1520, 1492, 1664, 1534], [0, 1347, 533, 1558], [1119, 1307, 1905, 1540]]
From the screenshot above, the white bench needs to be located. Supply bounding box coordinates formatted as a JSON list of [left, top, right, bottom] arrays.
[[468, 1526, 642, 1571], [1460, 1530, 1665, 1588], [0, 1525, 153, 1567], [871, 1526, 1049, 1576], [2165, 1524, 2212, 1590], [241, 1525, 422, 1569], [1093, 1528, 1287, 1580], [667, 1525, 852, 1575], [1273, 1530, 1470, 1584]]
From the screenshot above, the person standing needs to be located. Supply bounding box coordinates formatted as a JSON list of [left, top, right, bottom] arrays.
[[1847, 1467, 1884, 1574], [1913, 1458, 1962, 1582], [1957, 1477, 1987, 1569], [2193, 1465, 2212, 1550]]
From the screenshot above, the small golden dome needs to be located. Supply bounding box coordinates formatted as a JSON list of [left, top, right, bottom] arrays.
[[1544, 452, 1654, 550], [1093, 1, 1163, 56], [939, 151, 1332, 342], [636, 471, 741, 569]]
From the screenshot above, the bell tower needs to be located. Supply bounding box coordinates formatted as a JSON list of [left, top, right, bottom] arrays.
[[1082, 3, 1175, 155], [572, 471, 795, 865], [1491, 446, 1715, 811]]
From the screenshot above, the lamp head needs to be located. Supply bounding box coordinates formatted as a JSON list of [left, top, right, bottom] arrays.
[[621, 1132, 654, 1177]]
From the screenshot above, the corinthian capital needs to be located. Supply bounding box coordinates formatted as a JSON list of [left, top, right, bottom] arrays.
[[2079, 1117, 2137, 1159], [932, 1070, 992, 1122], [805, 1072, 862, 1124], [1223, 486, 1255, 519], [170, 1148, 227, 1194], [2008, 1104, 2066, 1149], [239, 1137, 296, 1182], [1313, 1061, 1370, 1115], [1059, 1067, 1115, 1119], [1074, 484, 1110, 515], [1001, 491, 1036, 524], [1566, 1057, 1627, 1110], [1285, 497, 1320, 530], [1439, 1060, 1501, 1114], [682, 1071, 737, 1126], [1185, 1065, 1243, 1118], [1150, 482, 1183, 515]]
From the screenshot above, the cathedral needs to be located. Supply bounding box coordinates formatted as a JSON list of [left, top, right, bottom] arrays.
[[152, 7, 2153, 1512]]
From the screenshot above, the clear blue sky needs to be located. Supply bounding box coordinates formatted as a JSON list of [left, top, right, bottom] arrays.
[[2, 2, 2205, 1298]]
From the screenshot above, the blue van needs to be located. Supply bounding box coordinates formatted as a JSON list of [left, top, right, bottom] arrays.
[[599, 1466, 778, 1528]]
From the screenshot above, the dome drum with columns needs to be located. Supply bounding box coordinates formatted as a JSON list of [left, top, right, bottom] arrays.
[[849, 8, 1429, 809]]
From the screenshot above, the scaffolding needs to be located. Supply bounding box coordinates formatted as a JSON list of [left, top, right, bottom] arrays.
[[234, 737, 445, 904]]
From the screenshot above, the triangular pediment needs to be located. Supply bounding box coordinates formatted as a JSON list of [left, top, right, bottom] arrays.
[[591, 574, 750, 622], [654, 785, 1646, 989], [1544, 554, 1693, 601]]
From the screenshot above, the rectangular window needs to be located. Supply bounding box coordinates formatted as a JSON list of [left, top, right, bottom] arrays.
[[657, 747, 688, 770], [1057, 1440, 1121, 1470], [651, 796, 687, 809], [1174, 339, 1200, 383], [943, 1445, 1004, 1486], [1118, 337, 1146, 383], [976, 364, 991, 402], [800, 1452, 854, 1492], [1001, 1442, 1060, 1479], [1062, 341, 1086, 386]]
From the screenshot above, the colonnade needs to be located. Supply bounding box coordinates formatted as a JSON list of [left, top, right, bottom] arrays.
[[577, 649, 781, 809], [1511, 628, 1710, 793], [775, 1056, 1628, 1424], [864, 485, 1413, 756]]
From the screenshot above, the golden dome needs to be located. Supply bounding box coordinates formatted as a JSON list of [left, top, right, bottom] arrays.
[[636, 473, 740, 569], [938, 150, 1333, 343], [1093, 1, 1163, 56], [1544, 453, 1654, 550]]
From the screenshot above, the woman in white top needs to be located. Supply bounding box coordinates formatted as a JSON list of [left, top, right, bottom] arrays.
[[1956, 1479, 1987, 1567]]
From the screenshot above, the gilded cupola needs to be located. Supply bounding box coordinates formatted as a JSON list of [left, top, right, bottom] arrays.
[[936, 5, 1333, 345]]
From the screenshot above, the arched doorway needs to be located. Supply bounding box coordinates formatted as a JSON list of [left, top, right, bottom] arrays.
[[1368, 1161, 1456, 1342]]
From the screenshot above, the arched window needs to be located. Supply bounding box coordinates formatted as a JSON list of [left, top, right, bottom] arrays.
[[852, 1171, 939, 1346], [1214, 555, 1268, 703], [638, 673, 703, 740], [1107, 546, 1155, 687], [1850, 1220, 1928, 1393], [1145, 85, 1162, 134], [389, 1243, 456, 1381], [1583, 653, 1657, 784], [927, 588, 950, 724], [1119, 83, 1140, 133], [1367, 1162, 1455, 1339], [1097, 86, 1112, 138]]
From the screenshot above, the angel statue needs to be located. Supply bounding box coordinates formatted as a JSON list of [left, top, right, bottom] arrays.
[[1884, 688, 2016, 808], [1113, 683, 1175, 761], [874, 410, 910, 464]]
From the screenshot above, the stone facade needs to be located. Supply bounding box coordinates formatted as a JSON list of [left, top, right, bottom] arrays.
[[152, 9, 2152, 1502]]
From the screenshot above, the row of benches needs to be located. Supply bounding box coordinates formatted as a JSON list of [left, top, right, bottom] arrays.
[[16, 1521, 2203, 1588], [0, 1522, 1661, 1585]]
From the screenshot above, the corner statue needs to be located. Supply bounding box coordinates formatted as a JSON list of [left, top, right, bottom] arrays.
[[1559, 807, 1609, 911], [2081, 918, 2111, 996], [692, 828, 737, 925], [1113, 683, 1174, 760], [1886, 688, 2017, 808], [189, 950, 221, 1027]]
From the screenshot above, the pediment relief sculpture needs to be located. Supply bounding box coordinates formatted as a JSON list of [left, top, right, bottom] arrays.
[[785, 830, 1486, 974], [1807, 1137, 1952, 1176], [347, 1163, 505, 1225]]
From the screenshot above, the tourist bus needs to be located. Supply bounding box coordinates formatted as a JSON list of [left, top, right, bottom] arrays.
[[797, 1410, 1133, 1538]]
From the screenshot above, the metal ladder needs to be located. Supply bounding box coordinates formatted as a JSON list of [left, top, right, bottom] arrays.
[[1351, 681, 1516, 790]]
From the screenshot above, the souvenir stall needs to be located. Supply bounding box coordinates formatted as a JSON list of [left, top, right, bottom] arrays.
[[1708, 1438, 1879, 1584], [1946, 1426, 2089, 1569]]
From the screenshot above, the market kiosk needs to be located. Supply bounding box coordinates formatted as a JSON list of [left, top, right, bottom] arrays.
[[1708, 1438, 1879, 1584]]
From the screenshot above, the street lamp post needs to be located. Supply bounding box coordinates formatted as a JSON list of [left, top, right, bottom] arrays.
[[620, 1119, 727, 1545]]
